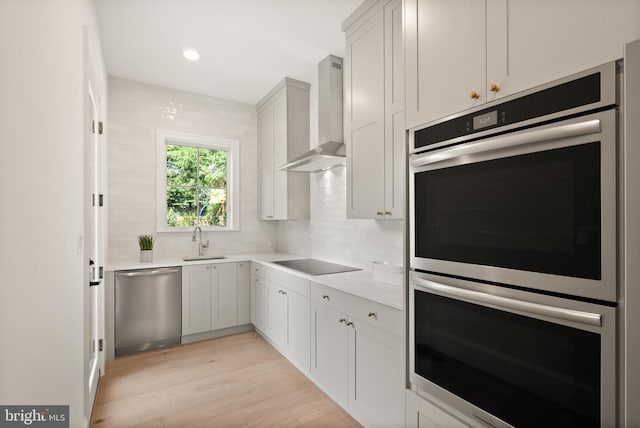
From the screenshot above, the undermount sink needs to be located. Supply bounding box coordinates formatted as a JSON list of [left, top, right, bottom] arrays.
[[182, 255, 226, 261]]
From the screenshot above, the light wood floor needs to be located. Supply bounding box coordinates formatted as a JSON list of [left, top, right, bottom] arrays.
[[91, 331, 361, 428]]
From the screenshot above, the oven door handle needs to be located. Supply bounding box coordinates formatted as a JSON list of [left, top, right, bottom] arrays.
[[411, 276, 603, 327], [411, 118, 602, 168]]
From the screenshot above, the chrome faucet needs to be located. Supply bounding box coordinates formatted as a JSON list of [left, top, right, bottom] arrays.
[[192, 225, 209, 256]]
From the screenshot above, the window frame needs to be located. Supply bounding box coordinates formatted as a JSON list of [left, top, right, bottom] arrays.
[[156, 129, 240, 232]]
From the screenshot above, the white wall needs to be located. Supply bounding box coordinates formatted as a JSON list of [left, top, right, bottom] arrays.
[[0, 0, 101, 426], [107, 78, 277, 263]]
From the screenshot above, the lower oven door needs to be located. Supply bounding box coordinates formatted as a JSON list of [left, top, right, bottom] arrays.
[[409, 271, 617, 428]]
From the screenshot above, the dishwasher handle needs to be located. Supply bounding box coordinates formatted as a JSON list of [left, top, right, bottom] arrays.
[[117, 267, 181, 278]]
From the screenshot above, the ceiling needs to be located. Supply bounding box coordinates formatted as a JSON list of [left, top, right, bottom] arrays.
[[95, 0, 363, 105]]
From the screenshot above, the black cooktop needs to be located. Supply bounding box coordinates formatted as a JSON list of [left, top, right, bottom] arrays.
[[272, 259, 361, 276]]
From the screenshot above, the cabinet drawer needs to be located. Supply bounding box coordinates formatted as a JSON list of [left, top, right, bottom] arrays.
[[252, 262, 310, 297], [311, 282, 404, 338]]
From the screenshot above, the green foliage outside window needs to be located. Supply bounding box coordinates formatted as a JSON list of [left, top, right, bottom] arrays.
[[166, 144, 228, 227]]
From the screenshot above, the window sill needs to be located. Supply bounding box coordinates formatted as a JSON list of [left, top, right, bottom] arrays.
[[156, 227, 240, 233]]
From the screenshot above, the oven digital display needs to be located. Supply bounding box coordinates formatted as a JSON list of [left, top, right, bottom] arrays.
[[473, 110, 498, 130]]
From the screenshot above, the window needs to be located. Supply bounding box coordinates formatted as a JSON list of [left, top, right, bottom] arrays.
[[157, 130, 239, 231]]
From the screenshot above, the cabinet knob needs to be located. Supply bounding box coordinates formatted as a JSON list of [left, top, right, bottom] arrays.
[[489, 83, 500, 92], [384, 211, 392, 216], [470, 91, 480, 100], [322, 294, 330, 300], [376, 211, 384, 216], [346, 321, 354, 327], [339, 318, 347, 324], [368, 312, 377, 319]]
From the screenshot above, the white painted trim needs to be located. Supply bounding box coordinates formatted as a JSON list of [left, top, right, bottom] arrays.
[[156, 129, 240, 232]]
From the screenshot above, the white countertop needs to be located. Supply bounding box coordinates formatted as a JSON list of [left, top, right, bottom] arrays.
[[106, 252, 404, 310]]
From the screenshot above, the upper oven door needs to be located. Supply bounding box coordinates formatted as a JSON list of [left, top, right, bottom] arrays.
[[409, 109, 617, 302]]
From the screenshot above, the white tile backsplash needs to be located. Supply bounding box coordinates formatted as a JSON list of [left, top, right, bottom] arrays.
[[107, 78, 276, 263], [277, 165, 404, 269]]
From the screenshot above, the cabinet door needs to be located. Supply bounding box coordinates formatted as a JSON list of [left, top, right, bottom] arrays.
[[348, 121, 385, 219], [259, 107, 274, 166], [384, 0, 405, 219], [287, 290, 310, 373], [181, 264, 211, 336], [489, 0, 640, 99], [272, 167, 288, 220], [310, 302, 349, 406], [266, 281, 288, 348], [252, 276, 267, 331], [237, 262, 251, 325], [273, 93, 287, 164], [346, 8, 385, 219], [405, 390, 473, 428], [404, 0, 486, 128], [349, 321, 405, 427], [259, 163, 274, 220], [213, 263, 238, 330]]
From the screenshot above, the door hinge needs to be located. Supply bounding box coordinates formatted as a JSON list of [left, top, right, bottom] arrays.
[[98, 121, 103, 135], [92, 194, 104, 207], [98, 339, 104, 352]]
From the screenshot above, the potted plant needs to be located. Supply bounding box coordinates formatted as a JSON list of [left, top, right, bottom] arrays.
[[138, 234, 155, 262]]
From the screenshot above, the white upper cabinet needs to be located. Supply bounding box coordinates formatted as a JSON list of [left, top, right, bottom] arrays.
[[344, 0, 405, 220], [405, 0, 640, 129], [491, 0, 640, 98], [257, 78, 310, 221], [405, 0, 486, 129]]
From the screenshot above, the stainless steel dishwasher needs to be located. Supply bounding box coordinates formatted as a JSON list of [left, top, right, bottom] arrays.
[[115, 267, 182, 357]]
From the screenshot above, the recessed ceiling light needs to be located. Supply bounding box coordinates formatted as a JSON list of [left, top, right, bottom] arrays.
[[183, 49, 200, 61]]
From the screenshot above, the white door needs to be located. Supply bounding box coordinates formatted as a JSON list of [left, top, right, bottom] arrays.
[[86, 79, 103, 408]]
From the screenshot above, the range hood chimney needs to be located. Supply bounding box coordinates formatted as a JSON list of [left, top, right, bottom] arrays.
[[279, 55, 345, 172]]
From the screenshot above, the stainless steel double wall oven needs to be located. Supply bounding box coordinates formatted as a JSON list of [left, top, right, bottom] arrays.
[[409, 62, 621, 427]]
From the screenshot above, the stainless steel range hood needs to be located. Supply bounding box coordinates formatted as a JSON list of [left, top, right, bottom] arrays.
[[279, 55, 345, 172]]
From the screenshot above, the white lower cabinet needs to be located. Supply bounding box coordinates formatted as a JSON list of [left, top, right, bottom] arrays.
[[251, 262, 311, 374], [310, 283, 405, 428], [405, 389, 476, 428], [182, 262, 250, 336], [250, 263, 404, 426], [350, 322, 404, 427]]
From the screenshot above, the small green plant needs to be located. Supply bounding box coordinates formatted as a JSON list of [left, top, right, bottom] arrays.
[[138, 234, 155, 251]]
